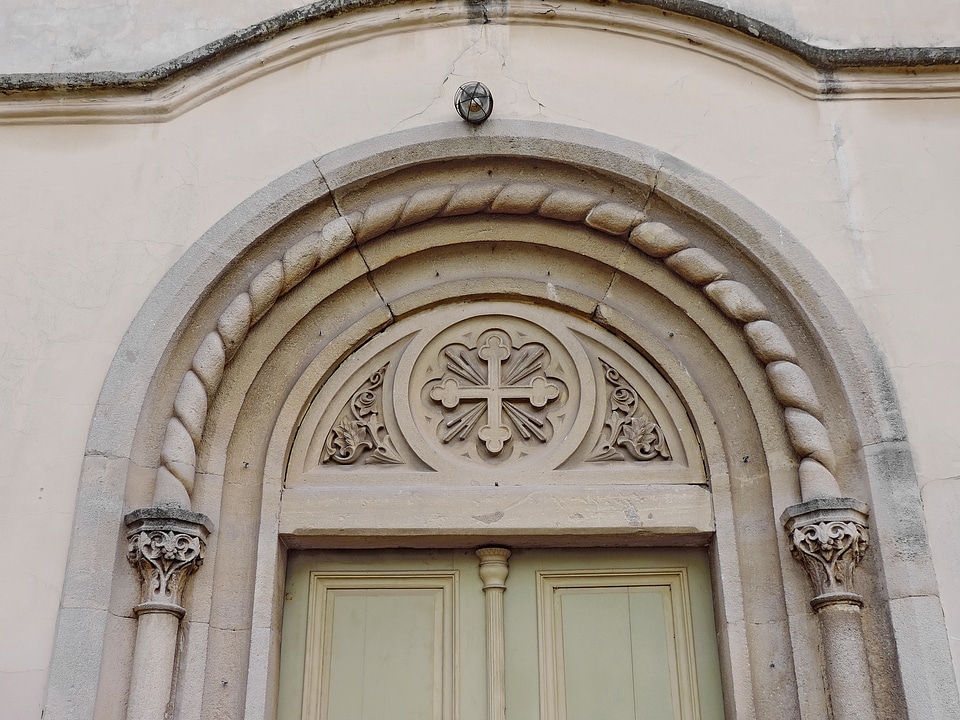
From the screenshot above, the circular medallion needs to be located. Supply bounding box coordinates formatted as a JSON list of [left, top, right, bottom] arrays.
[[393, 303, 596, 475]]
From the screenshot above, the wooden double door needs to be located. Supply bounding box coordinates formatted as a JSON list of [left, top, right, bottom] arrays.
[[278, 548, 723, 720]]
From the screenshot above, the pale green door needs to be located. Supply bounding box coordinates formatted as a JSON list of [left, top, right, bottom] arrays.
[[278, 548, 724, 720]]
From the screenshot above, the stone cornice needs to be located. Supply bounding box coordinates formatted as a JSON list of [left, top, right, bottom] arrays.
[[3, 0, 960, 123]]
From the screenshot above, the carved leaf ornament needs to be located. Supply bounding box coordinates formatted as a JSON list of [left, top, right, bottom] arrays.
[[322, 364, 402, 465], [127, 529, 204, 613], [790, 520, 869, 598], [589, 361, 670, 462], [158, 180, 844, 505]]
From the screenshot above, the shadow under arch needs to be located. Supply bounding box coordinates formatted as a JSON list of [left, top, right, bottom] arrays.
[[44, 120, 956, 720]]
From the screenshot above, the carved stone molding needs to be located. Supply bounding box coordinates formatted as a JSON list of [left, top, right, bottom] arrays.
[[322, 363, 403, 465], [125, 507, 214, 618], [588, 361, 671, 462], [781, 498, 869, 609], [157, 180, 844, 507]]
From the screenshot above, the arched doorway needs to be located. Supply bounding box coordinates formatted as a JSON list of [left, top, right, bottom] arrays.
[[44, 122, 952, 719]]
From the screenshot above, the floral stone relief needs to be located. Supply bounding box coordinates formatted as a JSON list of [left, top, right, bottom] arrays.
[[294, 303, 691, 480], [588, 361, 671, 462], [322, 364, 403, 465]]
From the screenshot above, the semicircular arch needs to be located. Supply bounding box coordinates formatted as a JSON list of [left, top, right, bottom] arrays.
[[44, 121, 951, 720]]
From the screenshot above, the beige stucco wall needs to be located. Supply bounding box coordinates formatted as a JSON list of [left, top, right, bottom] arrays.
[[1, 9, 959, 717]]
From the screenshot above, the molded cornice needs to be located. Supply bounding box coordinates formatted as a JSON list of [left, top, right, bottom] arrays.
[[3, 0, 960, 123]]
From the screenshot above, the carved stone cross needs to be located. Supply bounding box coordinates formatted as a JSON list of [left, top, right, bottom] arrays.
[[430, 333, 560, 453]]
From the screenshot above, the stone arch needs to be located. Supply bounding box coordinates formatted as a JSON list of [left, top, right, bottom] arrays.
[[44, 121, 957, 719], [156, 178, 840, 511]]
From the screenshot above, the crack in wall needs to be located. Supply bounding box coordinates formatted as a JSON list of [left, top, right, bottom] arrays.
[[317, 161, 397, 326]]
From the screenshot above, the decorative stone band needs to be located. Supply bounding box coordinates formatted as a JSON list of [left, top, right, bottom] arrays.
[[781, 497, 870, 609], [125, 507, 214, 618], [156, 180, 846, 508]]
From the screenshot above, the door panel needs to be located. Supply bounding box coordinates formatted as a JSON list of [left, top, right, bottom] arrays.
[[541, 576, 691, 720], [302, 573, 456, 720], [279, 548, 723, 720]]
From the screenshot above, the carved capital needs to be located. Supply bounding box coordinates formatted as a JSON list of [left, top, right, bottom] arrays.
[[125, 507, 214, 617], [781, 498, 869, 609], [477, 547, 512, 590]]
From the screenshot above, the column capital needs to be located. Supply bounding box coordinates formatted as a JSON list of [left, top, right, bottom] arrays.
[[477, 547, 511, 590], [781, 497, 869, 609], [125, 507, 214, 618]]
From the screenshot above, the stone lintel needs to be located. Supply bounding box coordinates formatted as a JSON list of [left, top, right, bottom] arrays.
[[279, 484, 714, 544]]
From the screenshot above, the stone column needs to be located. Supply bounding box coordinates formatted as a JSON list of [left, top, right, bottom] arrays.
[[125, 507, 213, 720], [781, 498, 875, 720], [477, 547, 511, 720]]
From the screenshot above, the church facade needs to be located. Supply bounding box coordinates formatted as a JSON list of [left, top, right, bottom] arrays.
[[2, 2, 960, 718]]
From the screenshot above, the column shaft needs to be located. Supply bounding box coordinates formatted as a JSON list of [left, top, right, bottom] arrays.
[[477, 547, 511, 720], [126, 611, 180, 720], [818, 602, 876, 720]]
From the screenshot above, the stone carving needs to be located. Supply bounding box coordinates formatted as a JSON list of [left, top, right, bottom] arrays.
[[159, 180, 844, 507], [782, 499, 870, 608], [126, 509, 212, 617], [790, 521, 868, 601], [427, 329, 562, 455], [322, 364, 402, 465], [588, 361, 670, 462]]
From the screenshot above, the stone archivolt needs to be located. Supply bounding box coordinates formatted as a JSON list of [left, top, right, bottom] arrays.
[[157, 180, 842, 507], [68, 140, 908, 720]]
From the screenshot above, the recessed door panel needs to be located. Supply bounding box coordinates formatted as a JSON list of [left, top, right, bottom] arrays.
[[301, 572, 457, 720], [280, 549, 722, 720], [540, 574, 694, 720]]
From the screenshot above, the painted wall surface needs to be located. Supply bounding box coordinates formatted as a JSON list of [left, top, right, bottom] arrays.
[[1, 7, 959, 718]]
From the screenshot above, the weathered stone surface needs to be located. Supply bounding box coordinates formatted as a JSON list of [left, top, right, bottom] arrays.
[[629, 221, 690, 257], [665, 247, 730, 285], [703, 280, 769, 323], [783, 407, 836, 471], [766, 361, 822, 420], [744, 320, 798, 364]]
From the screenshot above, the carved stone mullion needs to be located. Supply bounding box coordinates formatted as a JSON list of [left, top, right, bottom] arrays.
[[477, 547, 511, 720], [781, 497, 876, 720]]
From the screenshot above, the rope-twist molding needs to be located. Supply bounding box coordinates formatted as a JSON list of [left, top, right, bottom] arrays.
[[154, 181, 842, 507]]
